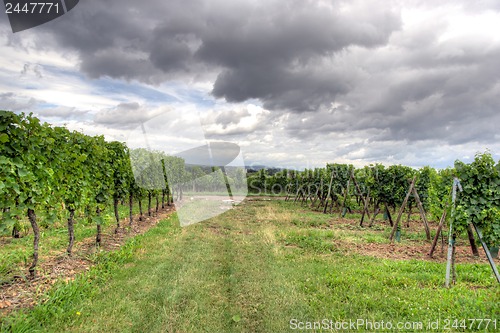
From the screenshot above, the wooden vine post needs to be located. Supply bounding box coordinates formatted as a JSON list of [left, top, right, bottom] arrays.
[[359, 189, 370, 227], [389, 176, 431, 242], [428, 207, 447, 257], [445, 178, 500, 287], [349, 171, 371, 226], [429, 187, 478, 257], [445, 178, 461, 287], [323, 169, 335, 214], [389, 177, 416, 241], [383, 202, 394, 227], [471, 224, 500, 283], [411, 184, 431, 240]]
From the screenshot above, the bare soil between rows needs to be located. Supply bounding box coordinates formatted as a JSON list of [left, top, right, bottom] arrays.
[[329, 216, 500, 265]]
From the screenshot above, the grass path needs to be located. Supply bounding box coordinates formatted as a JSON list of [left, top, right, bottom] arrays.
[[3, 200, 499, 332], [46, 202, 298, 332]]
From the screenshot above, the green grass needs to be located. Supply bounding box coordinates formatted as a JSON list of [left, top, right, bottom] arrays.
[[1, 200, 499, 332]]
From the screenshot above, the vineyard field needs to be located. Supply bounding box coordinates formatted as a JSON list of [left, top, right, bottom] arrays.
[[1, 200, 498, 332]]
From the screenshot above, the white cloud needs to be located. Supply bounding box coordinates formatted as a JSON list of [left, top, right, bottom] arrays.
[[201, 103, 270, 136]]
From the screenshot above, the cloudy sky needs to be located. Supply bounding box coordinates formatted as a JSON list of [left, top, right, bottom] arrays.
[[1, 0, 499, 169]]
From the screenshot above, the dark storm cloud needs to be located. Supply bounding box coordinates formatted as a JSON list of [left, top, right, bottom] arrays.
[[281, 16, 500, 146], [200, 1, 400, 111], [21, 0, 500, 147], [35, 0, 400, 108], [357, 43, 500, 144], [211, 64, 354, 111]]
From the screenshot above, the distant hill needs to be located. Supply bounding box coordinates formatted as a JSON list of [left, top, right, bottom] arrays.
[[245, 165, 284, 175]]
